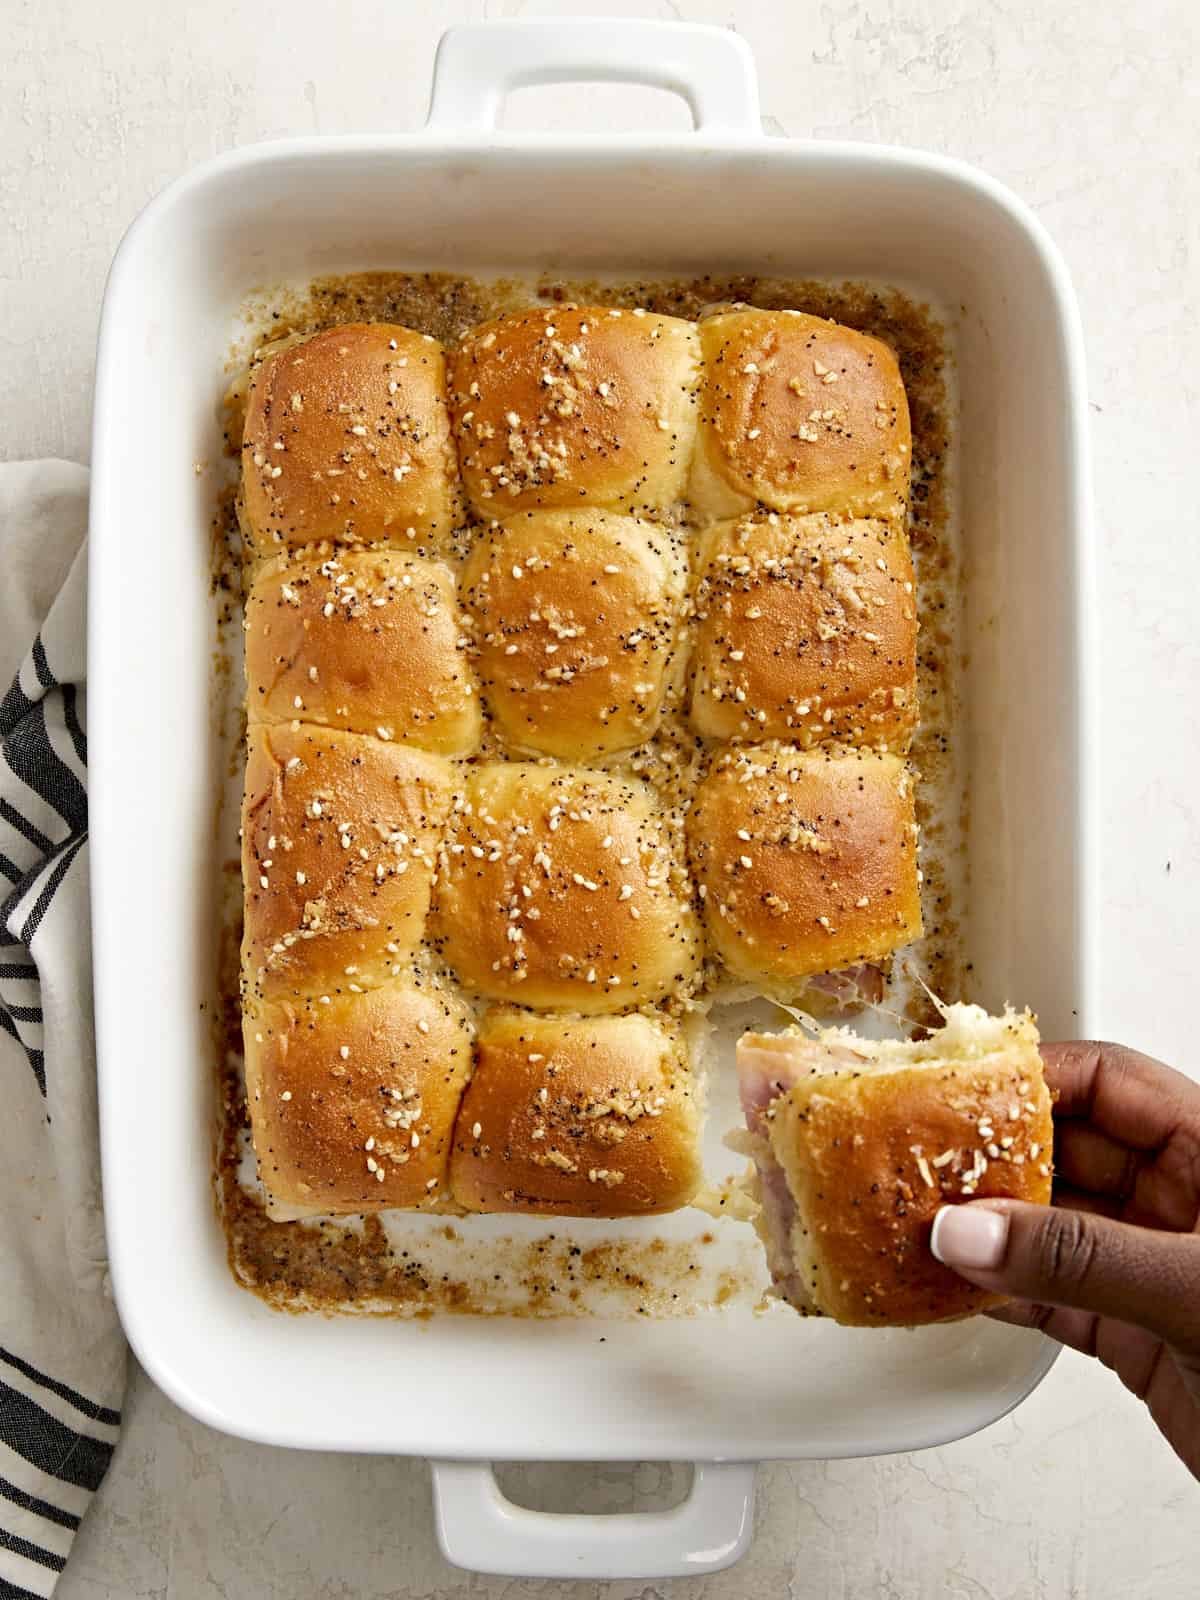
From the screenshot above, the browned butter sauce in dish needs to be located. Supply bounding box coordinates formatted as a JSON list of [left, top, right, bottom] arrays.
[[208, 270, 963, 1319]]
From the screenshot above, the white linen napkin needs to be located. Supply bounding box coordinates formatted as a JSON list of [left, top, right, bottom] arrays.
[[0, 461, 126, 1600]]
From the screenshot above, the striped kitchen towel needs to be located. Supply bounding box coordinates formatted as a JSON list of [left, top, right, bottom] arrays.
[[0, 462, 126, 1599]]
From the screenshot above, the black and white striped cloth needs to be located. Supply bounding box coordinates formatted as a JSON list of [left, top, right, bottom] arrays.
[[0, 462, 126, 1600]]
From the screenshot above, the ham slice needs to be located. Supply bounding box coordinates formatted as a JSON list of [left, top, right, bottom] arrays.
[[803, 962, 885, 1016], [736, 1033, 867, 1309], [737, 1034, 864, 1134]]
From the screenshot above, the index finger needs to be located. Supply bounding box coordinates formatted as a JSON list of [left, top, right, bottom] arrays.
[[1040, 1041, 1200, 1150]]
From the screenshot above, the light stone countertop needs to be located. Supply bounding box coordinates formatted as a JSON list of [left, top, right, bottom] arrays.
[[4, 0, 1198, 1593]]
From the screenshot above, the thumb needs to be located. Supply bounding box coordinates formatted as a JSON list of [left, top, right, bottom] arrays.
[[930, 1199, 1200, 1350]]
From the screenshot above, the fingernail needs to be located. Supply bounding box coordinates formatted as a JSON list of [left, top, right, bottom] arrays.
[[930, 1205, 1010, 1271]]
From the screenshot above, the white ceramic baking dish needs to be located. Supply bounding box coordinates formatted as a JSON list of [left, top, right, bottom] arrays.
[[89, 19, 1095, 1581]]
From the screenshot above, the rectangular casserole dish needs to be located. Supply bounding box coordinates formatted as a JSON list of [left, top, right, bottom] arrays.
[[89, 20, 1095, 1580]]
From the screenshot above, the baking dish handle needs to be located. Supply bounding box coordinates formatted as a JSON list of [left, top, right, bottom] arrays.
[[430, 1459, 757, 1578], [426, 19, 761, 136]]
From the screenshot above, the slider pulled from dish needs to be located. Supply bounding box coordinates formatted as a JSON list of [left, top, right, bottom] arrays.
[[735, 1004, 1053, 1326]]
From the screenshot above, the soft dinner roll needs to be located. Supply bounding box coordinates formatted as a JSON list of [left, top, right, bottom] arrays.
[[690, 512, 917, 750], [240, 323, 460, 558], [688, 743, 922, 996], [461, 508, 687, 760], [736, 1005, 1053, 1325], [244, 548, 480, 755], [448, 306, 700, 520], [241, 723, 453, 1003], [430, 762, 700, 1013], [690, 309, 910, 525], [450, 1007, 702, 1216], [244, 972, 475, 1218]]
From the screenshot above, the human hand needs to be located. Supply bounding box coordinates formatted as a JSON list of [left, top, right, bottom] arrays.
[[929, 1042, 1200, 1479]]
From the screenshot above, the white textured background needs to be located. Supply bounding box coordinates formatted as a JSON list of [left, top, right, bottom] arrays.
[[4, 0, 1199, 1594]]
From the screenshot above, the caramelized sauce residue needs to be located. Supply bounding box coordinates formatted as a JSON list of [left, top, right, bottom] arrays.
[[211, 271, 962, 1317]]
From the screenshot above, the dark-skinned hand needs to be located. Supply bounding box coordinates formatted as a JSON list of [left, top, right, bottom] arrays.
[[931, 1042, 1200, 1480]]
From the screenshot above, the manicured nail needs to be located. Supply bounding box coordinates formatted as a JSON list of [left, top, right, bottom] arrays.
[[930, 1205, 1010, 1271]]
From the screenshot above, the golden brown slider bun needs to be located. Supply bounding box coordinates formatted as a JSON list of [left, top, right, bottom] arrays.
[[448, 306, 700, 520], [244, 548, 480, 756], [430, 762, 700, 1013], [449, 1007, 702, 1216], [688, 744, 922, 996], [690, 513, 917, 751], [461, 509, 686, 760], [244, 973, 474, 1218], [241, 724, 452, 1002], [736, 1006, 1053, 1325], [690, 309, 910, 525], [240, 323, 460, 559]]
